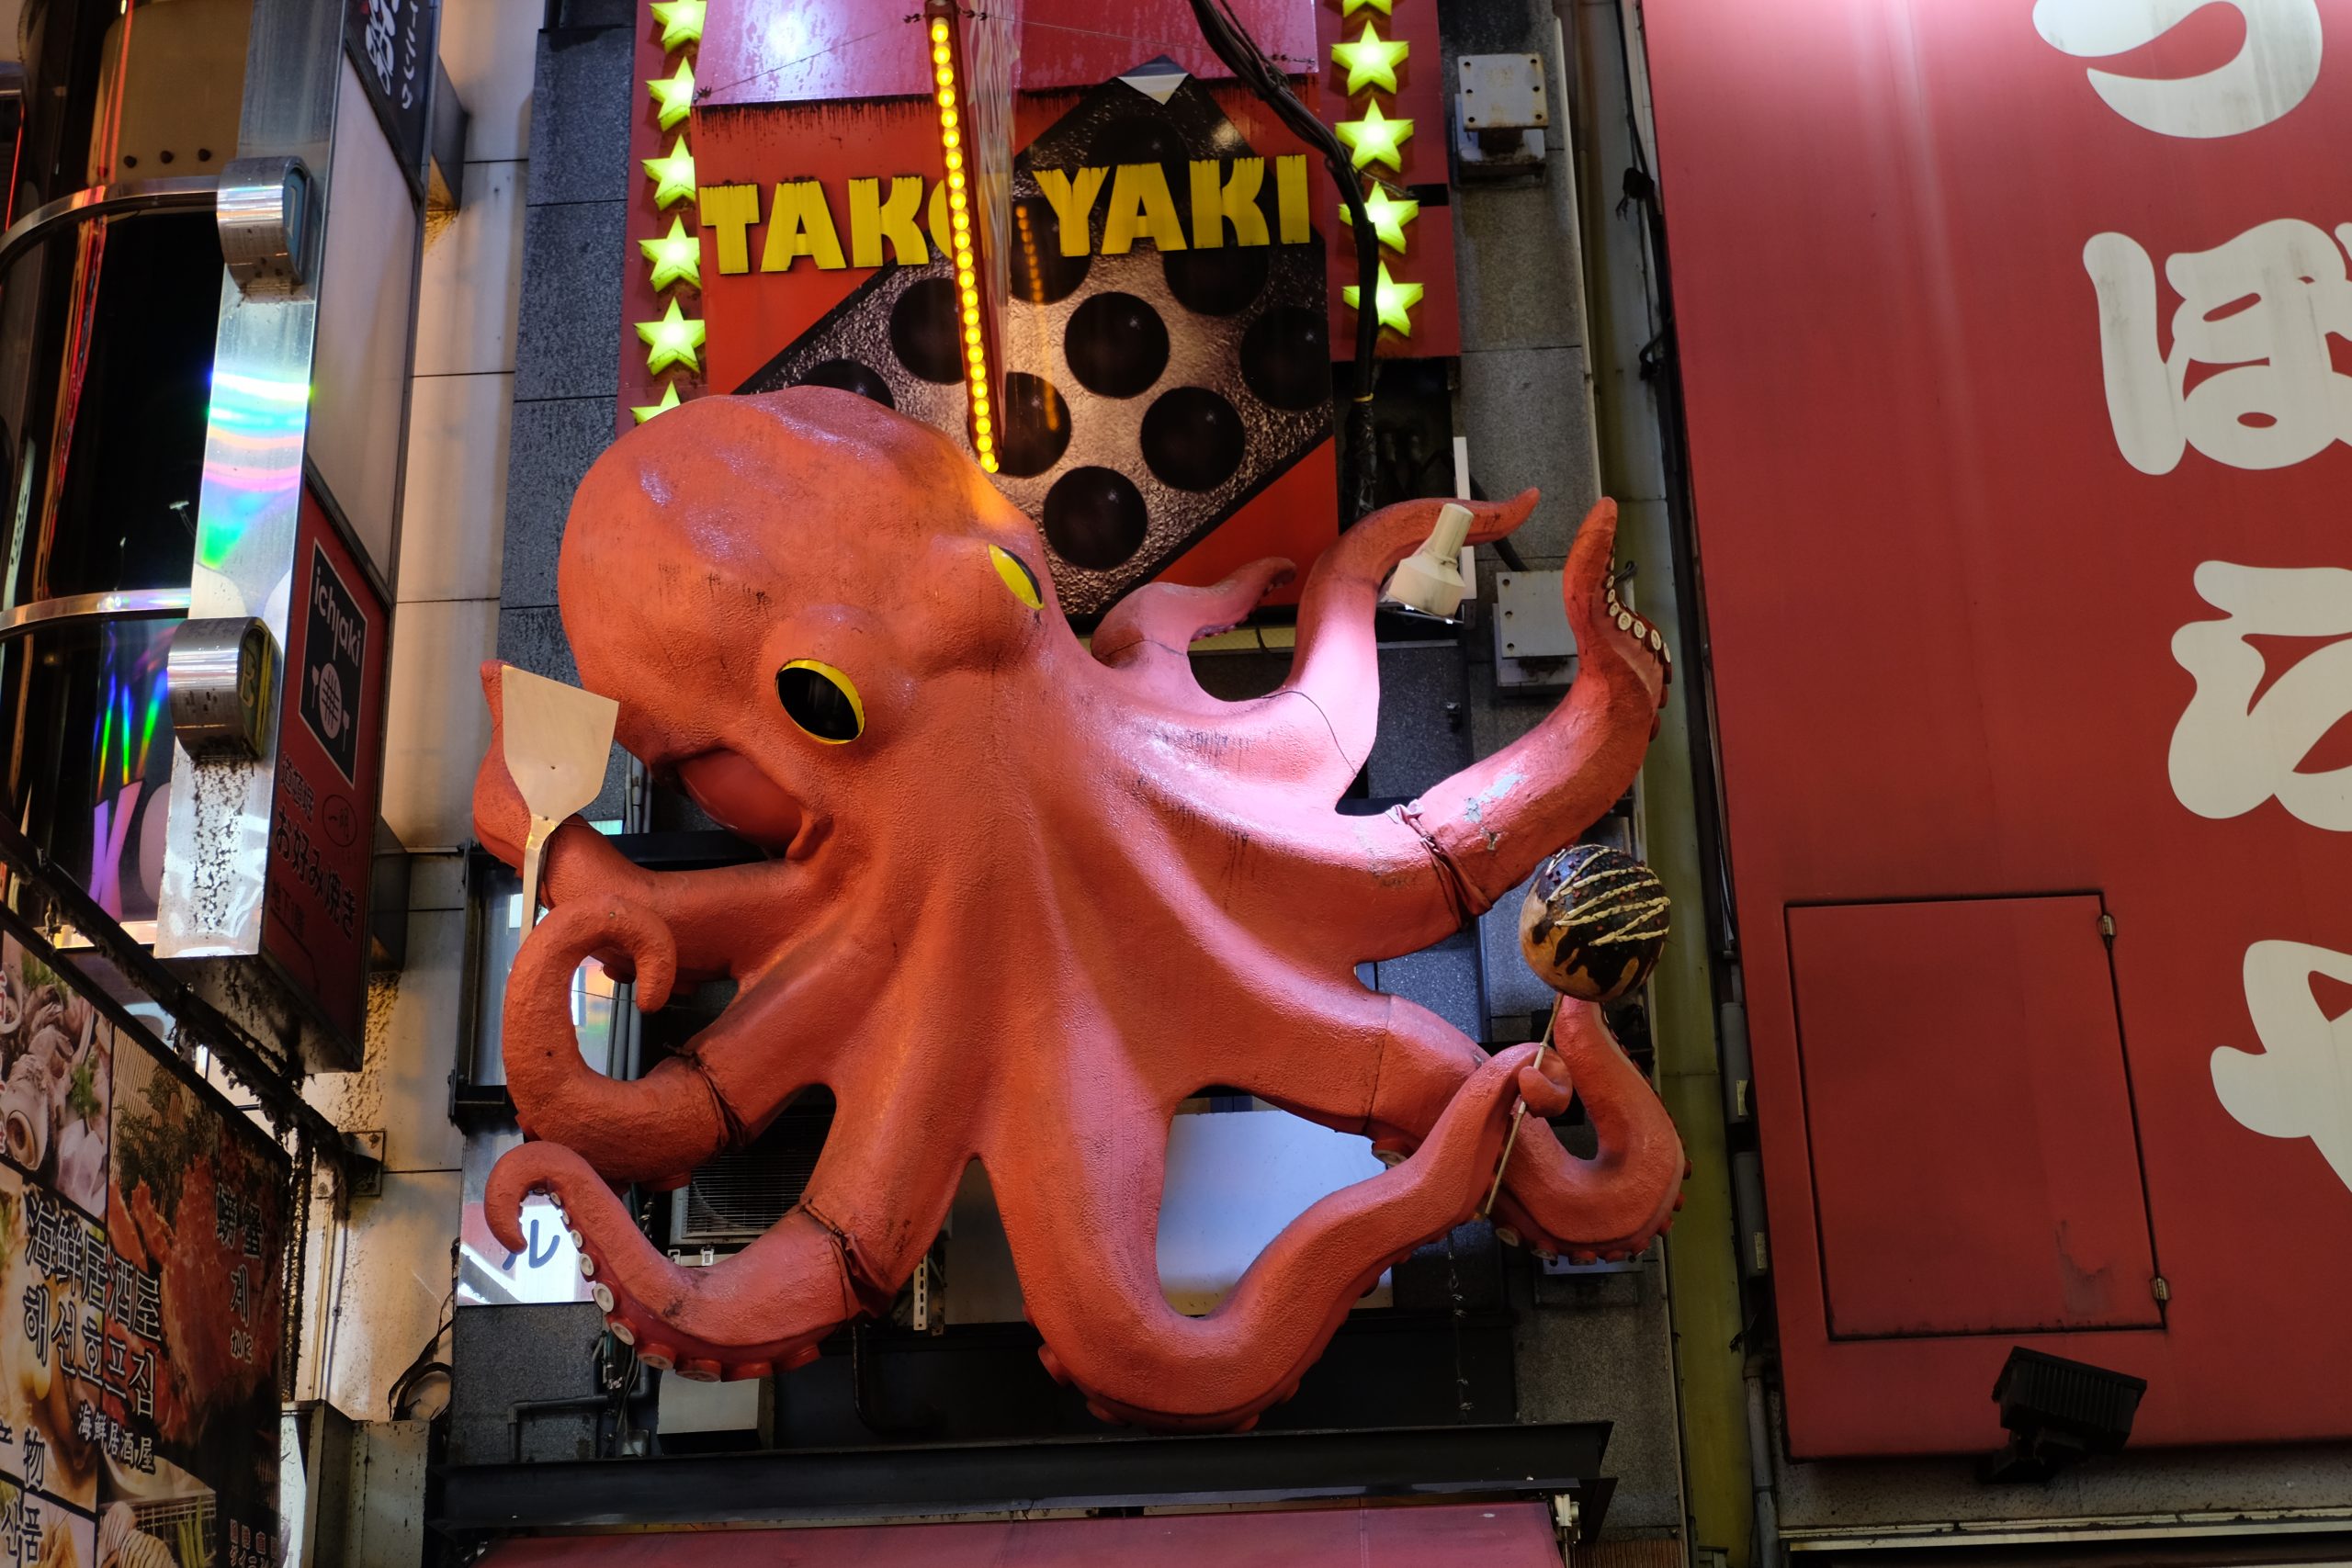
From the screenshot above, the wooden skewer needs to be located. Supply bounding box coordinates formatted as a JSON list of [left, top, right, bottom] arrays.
[[1480, 998, 1559, 1221]]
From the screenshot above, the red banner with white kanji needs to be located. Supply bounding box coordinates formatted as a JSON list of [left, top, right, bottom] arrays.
[[1645, 0, 2352, 1455]]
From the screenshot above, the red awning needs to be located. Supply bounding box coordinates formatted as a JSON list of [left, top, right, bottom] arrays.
[[482, 1502, 1563, 1565]]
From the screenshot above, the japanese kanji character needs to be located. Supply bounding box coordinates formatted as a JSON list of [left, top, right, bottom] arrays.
[[80, 1233, 108, 1312], [2214, 940, 2352, 1195], [24, 1196, 58, 1282], [2035, 0, 2321, 139], [2169, 560, 2352, 828], [2085, 220, 2352, 474]]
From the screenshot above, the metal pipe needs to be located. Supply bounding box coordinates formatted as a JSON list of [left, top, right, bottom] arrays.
[[0, 177, 219, 277], [506, 1392, 657, 1464], [1746, 1371, 1784, 1568], [0, 816, 350, 1167], [0, 588, 190, 641]]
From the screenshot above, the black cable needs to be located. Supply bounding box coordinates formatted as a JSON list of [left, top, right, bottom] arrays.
[[600, 1337, 640, 1458], [1461, 474, 1528, 572], [1182, 0, 1382, 521], [386, 1282, 456, 1419], [390, 1361, 454, 1420]]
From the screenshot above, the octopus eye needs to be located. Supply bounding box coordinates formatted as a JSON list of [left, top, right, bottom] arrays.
[[776, 660, 865, 743], [989, 545, 1043, 611]]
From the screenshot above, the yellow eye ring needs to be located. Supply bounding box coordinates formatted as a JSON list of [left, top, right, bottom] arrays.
[[776, 660, 865, 742], [989, 545, 1043, 611]]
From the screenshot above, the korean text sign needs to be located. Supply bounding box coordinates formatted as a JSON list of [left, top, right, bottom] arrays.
[[0, 913, 287, 1564]]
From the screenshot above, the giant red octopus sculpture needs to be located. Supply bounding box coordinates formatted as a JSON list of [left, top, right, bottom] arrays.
[[479, 387, 1683, 1429]]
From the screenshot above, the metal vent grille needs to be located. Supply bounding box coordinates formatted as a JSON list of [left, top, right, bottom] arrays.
[[674, 1093, 834, 1247]]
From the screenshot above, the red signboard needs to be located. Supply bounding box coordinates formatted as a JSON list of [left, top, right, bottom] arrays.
[[1644, 0, 2352, 1454], [261, 487, 388, 1048], [623, 0, 1463, 618]]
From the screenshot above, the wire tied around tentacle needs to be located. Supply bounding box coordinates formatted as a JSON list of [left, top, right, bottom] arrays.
[[1389, 801, 1488, 931]]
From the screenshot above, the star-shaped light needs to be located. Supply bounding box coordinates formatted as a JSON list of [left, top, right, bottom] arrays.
[[1340, 183, 1420, 253], [1341, 0, 1391, 14], [1332, 21, 1409, 96], [647, 59, 697, 130], [1342, 263, 1425, 337], [642, 136, 697, 209], [632, 381, 684, 423], [637, 299, 706, 374], [650, 0, 705, 51], [1335, 101, 1414, 172], [639, 215, 701, 291]]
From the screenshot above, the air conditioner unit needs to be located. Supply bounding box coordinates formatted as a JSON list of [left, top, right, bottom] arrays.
[[667, 1092, 833, 1251]]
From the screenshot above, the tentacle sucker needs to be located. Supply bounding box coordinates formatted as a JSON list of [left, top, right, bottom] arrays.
[[489, 1140, 862, 1381]]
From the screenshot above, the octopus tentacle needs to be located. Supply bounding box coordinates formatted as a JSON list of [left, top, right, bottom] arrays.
[[503, 897, 729, 1186], [1091, 559, 1295, 708], [996, 1043, 1559, 1430], [1250, 498, 1671, 966], [1371, 996, 1680, 1257], [488, 1141, 859, 1382], [504, 894, 867, 1189], [1390, 499, 1669, 919], [1273, 491, 1541, 799], [492, 1071, 970, 1382], [475, 660, 820, 981], [1227, 994, 1681, 1259]]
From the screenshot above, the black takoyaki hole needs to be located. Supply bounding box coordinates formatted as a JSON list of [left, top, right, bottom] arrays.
[[995, 371, 1074, 478], [890, 276, 964, 384], [1141, 387, 1246, 491], [1043, 466, 1149, 570], [796, 357, 897, 409], [1065, 292, 1170, 399], [1240, 307, 1329, 412]]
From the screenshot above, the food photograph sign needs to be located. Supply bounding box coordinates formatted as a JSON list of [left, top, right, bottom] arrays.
[[0, 921, 287, 1568]]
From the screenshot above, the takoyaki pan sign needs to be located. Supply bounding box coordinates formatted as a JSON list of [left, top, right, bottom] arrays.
[[685, 69, 1343, 620], [0, 914, 286, 1568]]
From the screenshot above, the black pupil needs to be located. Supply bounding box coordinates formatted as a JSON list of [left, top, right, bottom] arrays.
[[777, 666, 861, 740], [1003, 551, 1039, 598]]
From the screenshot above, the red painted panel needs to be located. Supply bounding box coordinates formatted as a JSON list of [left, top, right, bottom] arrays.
[[262, 487, 389, 1048], [1020, 0, 1317, 92], [482, 1503, 1563, 1566], [700, 1, 1317, 107], [1790, 897, 2159, 1339], [1641, 0, 2352, 1454]]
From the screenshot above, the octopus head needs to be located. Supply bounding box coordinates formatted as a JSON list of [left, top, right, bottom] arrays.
[[558, 388, 1065, 856]]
